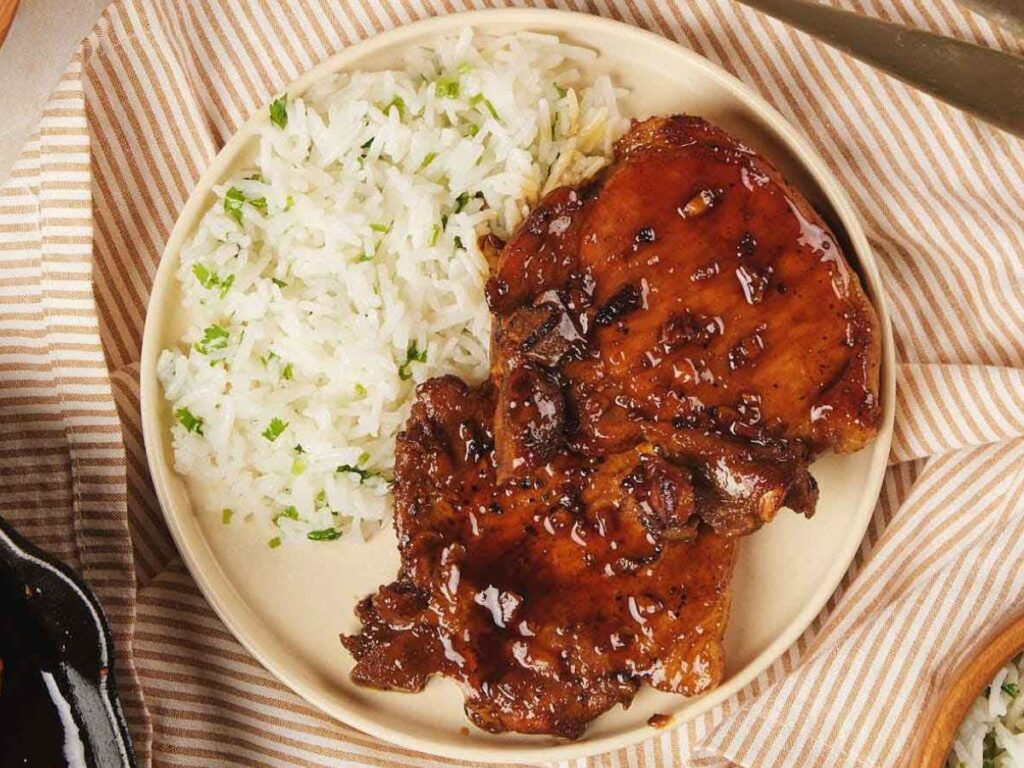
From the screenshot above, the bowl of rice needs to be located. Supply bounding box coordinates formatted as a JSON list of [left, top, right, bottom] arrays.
[[140, 8, 894, 762], [919, 615, 1024, 768]]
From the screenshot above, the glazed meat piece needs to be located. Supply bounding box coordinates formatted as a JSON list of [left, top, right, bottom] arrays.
[[343, 115, 882, 738], [489, 115, 881, 534], [342, 376, 736, 738]]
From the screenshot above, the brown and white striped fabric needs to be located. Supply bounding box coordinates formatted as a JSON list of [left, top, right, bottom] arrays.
[[2, 0, 1023, 765]]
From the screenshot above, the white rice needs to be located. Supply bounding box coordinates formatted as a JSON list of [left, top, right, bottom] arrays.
[[157, 30, 627, 547], [949, 655, 1024, 768]]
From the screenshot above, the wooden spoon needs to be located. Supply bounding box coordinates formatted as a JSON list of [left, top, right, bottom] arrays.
[[916, 612, 1024, 767]]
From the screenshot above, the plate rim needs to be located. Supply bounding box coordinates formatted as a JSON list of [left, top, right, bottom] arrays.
[[140, 7, 896, 763]]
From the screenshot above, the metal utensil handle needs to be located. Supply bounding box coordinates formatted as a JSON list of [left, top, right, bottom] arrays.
[[954, 0, 1024, 40], [735, 0, 1024, 137]]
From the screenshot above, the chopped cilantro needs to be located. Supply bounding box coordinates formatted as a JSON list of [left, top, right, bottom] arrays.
[[192, 263, 217, 289], [398, 342, 426, 380], [369, 222, 391, 233], [337, 463, 376, 482], [354, 383, 367, 397], [271, 277, 288, 288], [224, 187, 266, 224], [284, 194, 295, 211], [192, 264, 234, 297], [470, 93, 499, 120], [435, 78, 460, 98], [193, 323, 229, 355], [222, 509, 233, 525], [429, 224, 441, 247], [307, 527, 342, 541], [275, 506, 299, 523], [466, 123, 479, 137], [282, 362, 294, 380], [555, 83, 567, 98], [384, 95, 405, 118], [290, 456, 306, 475], [457, 62, 472, 74], [294, 444, 304, 454], [217, 274, 234, 298], [454, 192, 470, 212], [358, 451, 371, 465], [314, 489, 327, 508], [224, 186, 246, 223], [261, 417, 288, 442], [267, 536, 282, 549], [418, 152, 437, 170], [269, 96, 288, 129], [360, 138, 373, 151], [174, 407, 204, 435], [1004, 682, 1020, 698]]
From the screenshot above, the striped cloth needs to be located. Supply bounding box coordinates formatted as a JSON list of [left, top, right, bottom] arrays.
[[1, 0, 1023, 765]]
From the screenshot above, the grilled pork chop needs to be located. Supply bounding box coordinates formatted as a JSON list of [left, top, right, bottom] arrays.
[[343, 376, 736, 738], [342, 115, 881, 737], [489, 115, 880, 534]]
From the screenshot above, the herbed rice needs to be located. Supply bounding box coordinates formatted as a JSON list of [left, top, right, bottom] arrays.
[[948, 655, 1024, 768], [157, 30, 627, 547]]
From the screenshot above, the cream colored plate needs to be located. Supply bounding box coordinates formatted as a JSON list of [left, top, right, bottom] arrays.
[[140, 9, 896, 763]]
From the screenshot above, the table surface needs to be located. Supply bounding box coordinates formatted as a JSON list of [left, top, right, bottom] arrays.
[[0, 0, 108, 184]]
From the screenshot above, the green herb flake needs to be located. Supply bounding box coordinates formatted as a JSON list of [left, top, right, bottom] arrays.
[[175, 407, 204, 435], [271, 277, 288, 288], [384, 95, 405, 118], [466, 123, 480, 137], [435, 78, 460, 98], [224, 186, 246, 224], [307, 527, 342, 541], [354, 383, 367, 397], [267, 536, 282, 549], [218, 273, 235, 298], [337, 463, 375, 482], [262, 417, 288, 442], [294, 444, 304, 454], [1003, 682, 1020, 698], [269, 96, 288, 129], [369, 222, 391, 233], [398, 342, 427, 381], [284, 195, 295, 211], [358, 451, 371, 465], [277, 505, 299, 522], [429, 224, 441, 247], [290, 456, 306, 475], [418, 152, 437, 170], [221, 508, 233, 525], [483, 98, 499, 120], [555, 83, 567, 98], [192, 263, 217, 289], [193, 323, 229, 355], [282, 363, 294, 380], [314, 489, 328, 508], [454, 192, 470, 213], [457, 62, 472, 74], [249, 196, 268, 215]]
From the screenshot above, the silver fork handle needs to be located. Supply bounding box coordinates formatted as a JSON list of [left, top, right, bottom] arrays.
[[733, 0, 1024, 137]]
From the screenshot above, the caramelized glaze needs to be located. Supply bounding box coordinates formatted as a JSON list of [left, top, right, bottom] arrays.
[[342, 115, 881, 738]]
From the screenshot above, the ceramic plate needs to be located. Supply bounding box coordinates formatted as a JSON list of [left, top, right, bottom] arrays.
[[141, 9, 896, 763]]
